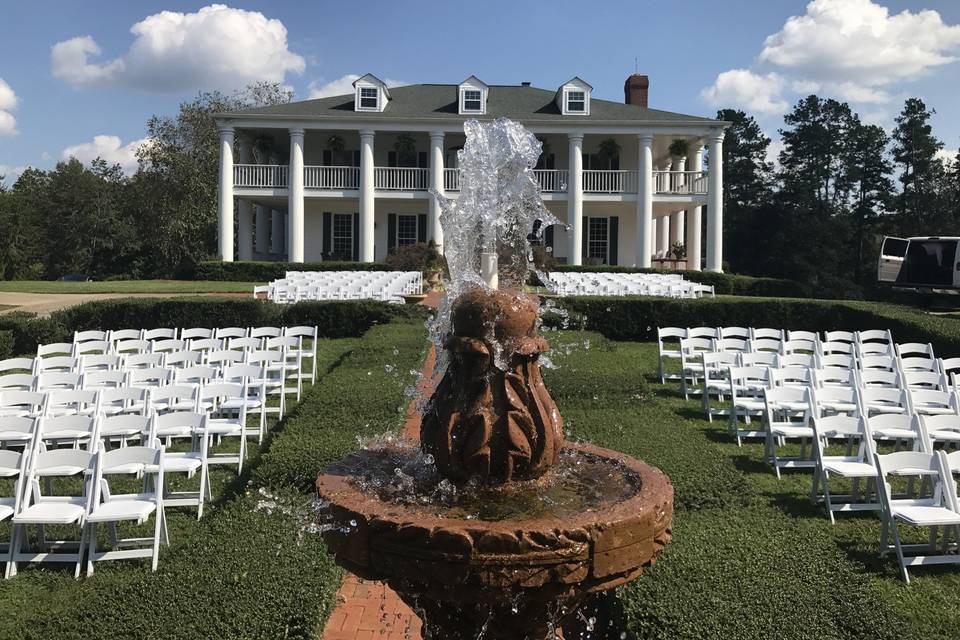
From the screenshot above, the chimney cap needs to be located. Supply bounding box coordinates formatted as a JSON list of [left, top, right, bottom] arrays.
[[521, 81, 531, 87]]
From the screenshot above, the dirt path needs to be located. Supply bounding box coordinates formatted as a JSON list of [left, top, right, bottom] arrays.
[[0, 292, 246, 317]]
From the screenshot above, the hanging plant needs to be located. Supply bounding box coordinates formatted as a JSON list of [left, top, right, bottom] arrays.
[[596, 138, 622, 169], [668, 139, 689, 158], [326, 135, 346, 152]]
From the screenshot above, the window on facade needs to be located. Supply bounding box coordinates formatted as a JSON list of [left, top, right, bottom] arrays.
[[359, 87, 379, 109], [463, 89, 483, 112], [332, 214, 354, 259], [587, 217, 608, 263], [397, 215, 418, 246], [567, 91, 586, 113]]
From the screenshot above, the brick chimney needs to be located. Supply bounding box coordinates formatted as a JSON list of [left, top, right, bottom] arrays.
[[624, 74, 649, 108]]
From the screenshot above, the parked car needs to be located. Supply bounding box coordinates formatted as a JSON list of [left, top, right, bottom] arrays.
[[878, 236, 960, 291]]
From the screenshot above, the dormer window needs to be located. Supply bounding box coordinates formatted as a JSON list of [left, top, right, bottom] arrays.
[[567, 91, 585, 113], [458, 76, 489, 115], [352, 74, 390, 113], [557, 77, 593, 116], [359, 87, 379, 110], [463, 90, 483, 112]]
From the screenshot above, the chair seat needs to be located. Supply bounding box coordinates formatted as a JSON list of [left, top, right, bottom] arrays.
[[892, 504, 960, 527], [771, 425, 814, 438], [156, 454, 202, 474], [771, 401, 808, 412], [204, 421, 243, 436], [87, 497, 156, 523], [104, 462, 146, 475], [0, 497, 14, 521], [14, 498, 87, 524], [734, 399, 765, 411], [914, 406, 956, 416], [155, 427, 195, 439], [822, 458, 876, 477], [0, 432, 32, 442], [219, 399, 262, 411], [930, 430, 960, 442], [873, 428, 917, 440], [864, 404, 906, 414], [819, 402, 858, 413]]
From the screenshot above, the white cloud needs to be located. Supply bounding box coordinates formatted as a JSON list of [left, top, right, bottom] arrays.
[[307, 74, 407, 99], [760, 0, 960, 87], [766, 137, 786, 170], [0, 164, 28, 185], [699, 69, 789, 114], [0, 78, 18, 136], [701, 0, 960, 114], [936, 148, 958, 165], [51, 4, 305, 92], [61, 135, 150, 173]]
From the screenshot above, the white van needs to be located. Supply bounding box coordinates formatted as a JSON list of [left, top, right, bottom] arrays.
[[878, 236, 960, 290]]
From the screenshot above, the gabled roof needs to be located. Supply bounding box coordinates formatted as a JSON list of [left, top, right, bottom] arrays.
[[459, 75, 488, 90], [352, 73, 390, 100], [558, 76, 593, 90], [221, 83, 719, 125]]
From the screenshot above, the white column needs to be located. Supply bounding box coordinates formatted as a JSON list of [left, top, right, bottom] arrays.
[[686, 146, 704, 271], [270, 208, 284, 257], [217, 126, 235, 262], [255, 205, 269, 257], [288, 128, 305, 263], [669, 156, 686, 251], [658, 214, 670, 256], [359, 129, 376, 262], [429, 131, 445, 251], [236, 137, 254, 261], [706, 132, 724, 272], [567, 133, 584, 266], [636, 133, 654, 268]]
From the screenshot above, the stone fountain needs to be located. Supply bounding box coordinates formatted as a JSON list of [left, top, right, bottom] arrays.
[[316, 119, 673, 639]]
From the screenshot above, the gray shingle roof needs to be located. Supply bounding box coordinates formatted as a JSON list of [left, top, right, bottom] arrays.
[[221, 84, 719, 125]]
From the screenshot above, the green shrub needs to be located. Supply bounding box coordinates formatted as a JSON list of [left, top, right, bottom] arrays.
[[192, 260, 394, 282], [0, 330, 13, 359], [542, 266, 809, 298], [0, 312, 67, 356], [50, 298, 429, 340], [547, 296, 960, 357]]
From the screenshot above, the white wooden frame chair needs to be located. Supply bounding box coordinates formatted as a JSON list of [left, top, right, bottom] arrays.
[[147, 412, 210, 518], [909, 389, 959, 417], [0, 374, 37, 392], [810, 415, 880, 523], [84, 442, 168, 576], [98, 414, 150, 449], [679, 338, 712, 400], [266, 336, 304, 403], [0, 391, 46, 418], [0, 416, 36, 449], [656, 327, 686, 384], [763, 386, 815, 478], [728, 365, 772, 446], [198, 383, 249, 472], [700, 352, 739, 421]]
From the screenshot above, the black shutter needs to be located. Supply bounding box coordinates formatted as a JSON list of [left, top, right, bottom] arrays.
[[322, 212, 332, 258], [582, 217, 589, 260], [388, 151, 397, 167], [608, 216, 619, 266], [545, 225, 554, 249], [322, 150, 331, 166], [352, 213, 360, 261], [387, 214, 397, 253], [418, 214, 427, 243]]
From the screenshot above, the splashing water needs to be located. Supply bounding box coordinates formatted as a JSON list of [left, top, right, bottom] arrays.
[[427, 118, 563, 382]]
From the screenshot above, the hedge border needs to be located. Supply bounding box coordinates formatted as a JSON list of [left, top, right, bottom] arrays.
[[192, 261, 394, 282]]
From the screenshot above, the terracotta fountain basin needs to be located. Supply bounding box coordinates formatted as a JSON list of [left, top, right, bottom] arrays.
[[316, 442, 673, 639]]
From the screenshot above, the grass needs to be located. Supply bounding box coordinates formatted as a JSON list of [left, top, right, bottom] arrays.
[[0, 280, 258, 294], [0, 319, 427, 640], [542, 331, 957, 640]]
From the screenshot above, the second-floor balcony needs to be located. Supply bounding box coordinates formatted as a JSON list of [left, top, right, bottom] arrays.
[[233, 164, 708, 196]]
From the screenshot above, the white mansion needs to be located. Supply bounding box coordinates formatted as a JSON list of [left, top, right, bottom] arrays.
[[213, 73, 728, 271]]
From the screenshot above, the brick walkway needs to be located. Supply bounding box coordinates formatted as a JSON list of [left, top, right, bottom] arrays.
[[320, 296, 440, 640]]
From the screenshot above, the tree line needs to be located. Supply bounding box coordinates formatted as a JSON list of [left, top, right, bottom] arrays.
[[0, 84, 958, 298], [721, 96, 960, 298]]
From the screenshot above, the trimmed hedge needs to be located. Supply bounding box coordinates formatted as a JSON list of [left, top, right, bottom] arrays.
[[0, 330, 12, 360], [0, 299, 430, 356], [193, 260, 394, 282], [543, 266, 809, 298], [548, 296, 960, 357]]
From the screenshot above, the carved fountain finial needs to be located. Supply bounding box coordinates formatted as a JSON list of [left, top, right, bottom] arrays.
[[420, 287, 564, 483]]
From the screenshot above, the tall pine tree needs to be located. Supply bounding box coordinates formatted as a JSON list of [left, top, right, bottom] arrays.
[[892, 98, 943, 234]]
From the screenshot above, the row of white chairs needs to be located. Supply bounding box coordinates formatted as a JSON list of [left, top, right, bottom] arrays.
[[547, 272, 715, 299], [257, 271, 422, 304]]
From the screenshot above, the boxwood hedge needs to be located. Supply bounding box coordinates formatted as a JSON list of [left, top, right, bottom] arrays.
[[192, 260, 394, 282], [548, 295, 960, 357], [0, 299, 430, 356], [0, 330, 12, 360]]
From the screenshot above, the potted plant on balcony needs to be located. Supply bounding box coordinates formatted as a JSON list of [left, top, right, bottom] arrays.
[[670, 241, 687, 270], [668, 139, 689, 159], [596, 138, 621, 170]]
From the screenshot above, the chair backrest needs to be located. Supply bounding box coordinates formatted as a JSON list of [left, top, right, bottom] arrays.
[[188, 338, 223, 353], [74, 330, 109, 343], [80, 370, 126, 390], [284, 326, 318, 340], [227, 337, 262, 351], [250, 326, 283, 339], [749, 338, 783, 354], [163, 350, 202, 369], [148, 411, 206, 440], [94, 444, 163, 491], [0, 358, 36, 375], [29, 447, 96, 480], [786, 330, 818, 343], [680, 337, 713, 353], [909, 389, 959, 415], [142, 328, 178, 341], [896, 342, 935, 360], [899, 356, 939, 373], [98, 413, 150, 439], [151, 339, 187, 354], [810, 385, 858, 417], [763, 386, 811, 425], [215, 327, 248, 339], [874, 450, 945, 505], [0, 415, 36, 439], [0, 374, 36, 392], [687, 327, 718, 340], [738, 351, 779, 368], [859, 355, 897, 372], [903, 370, 947, 391], [857, 329, 893, 345], [922, 414, 960, 442], [728, 366, 772, 399], [819, 341, 854, 356], [716, 338, 748, 353], [79, 354, 122, 372], [939, 357, 960, 378], [204, 350, 246, 367], [35, 356, 78, 373], [812, 368, 855, 388], [782, 339, 817, 355], [99, 386, 148, 412], [174, 366, 218, 386], [37, 414, 98, 446], [74, 340, 110, 356], [265, 335, 300, 350], [37, 342, 75, 358], [778, 353, 815, 369], [222, 364, 264, 384], [36, 372, 82, 392], [719, 326, 750, 340], [109, 329, 143, 343], [750, 328, 783, 341], [180, 328, 213, 341], [857, 386, 909, 412], [128, 367, 173, 388], [114, 339, 152, 355], [0, 390, 46, 416], [123, 353, 164, 370], [823, 330, 855, 344], [773, 366, 813, 387], [817, 354, 855, 370], [149, 384, 199, 407], [813, 414, 875, 460], [857, 342, 894, 358], [657, 327, 686, 353]]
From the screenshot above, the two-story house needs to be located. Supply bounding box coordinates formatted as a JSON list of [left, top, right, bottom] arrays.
[[213, 73, 728, 271]]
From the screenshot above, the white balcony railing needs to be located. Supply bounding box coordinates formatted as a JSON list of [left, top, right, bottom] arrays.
[[375, 167, 429, 190], [443, 168, 460, 191], [234, 164, 288, 188], [534, 169, 568, 193], [655, 170, 707, 195], [305, 165, 359, 190], [583, 170, 638, 194]]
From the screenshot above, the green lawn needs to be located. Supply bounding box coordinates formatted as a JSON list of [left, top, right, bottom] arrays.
[[0, 320, 427, 640], [0, 280, 258, 294], [543, 331, 951, 640]]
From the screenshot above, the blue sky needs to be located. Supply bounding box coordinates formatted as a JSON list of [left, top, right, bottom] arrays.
[[2, 0, 960, 182]]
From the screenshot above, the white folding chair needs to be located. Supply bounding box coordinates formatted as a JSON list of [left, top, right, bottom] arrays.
[[810, 415, 879, 523], [701, 352, 738, 421], [44, 389, 98, 417], [79, 354, 122, 373], [81, 370, 126, 391], [147, 412, 210, 519], [215, 327, 248, 340], [123, 353, 164, 371], [857, 386, 910, 417], [198, 383, 249, 472], [84, 442, 168, 576], [37, 414, 98, 449], [728, 366, 772, 446], [0, 374, 37, 392], [180, 328, 213, 342], [142, 328, 178, 342], [98, 414, 150, 448], [750, 328, 783, 341], [0, 391, 46, 418], [98, 387, 148, 417], [763, 386, 815, 478], [656, 327, 686, 384], [909, 389, 959, 417], [679, 338, 712, 400], [0, 416, 36, 449], [36, 372, 82, 393]]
